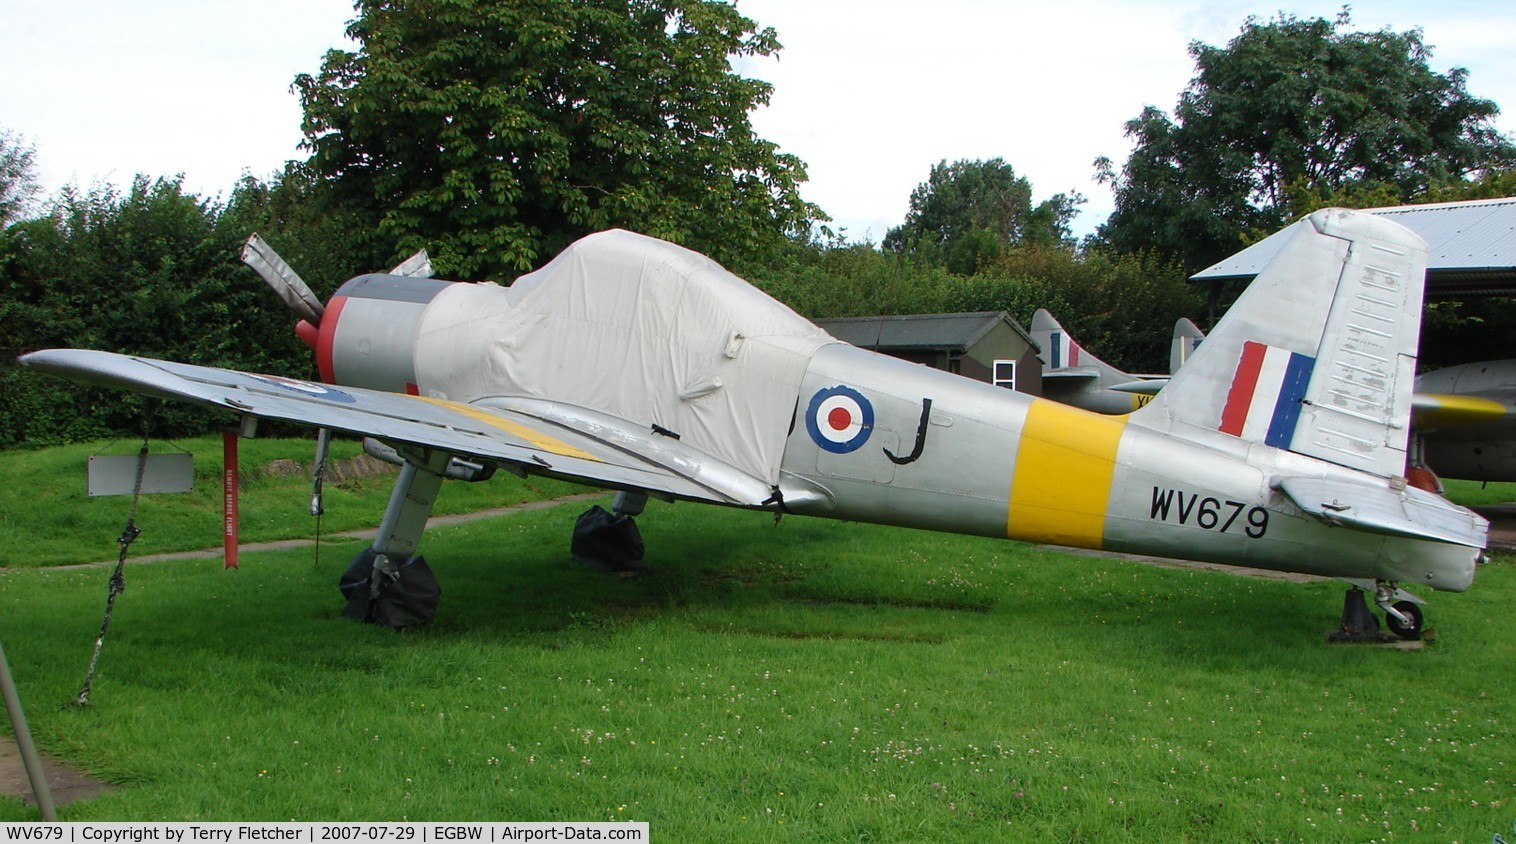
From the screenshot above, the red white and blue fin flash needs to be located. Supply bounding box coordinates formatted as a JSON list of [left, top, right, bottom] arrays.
[[1218, 340, 1316, 448], [806, 386, 874, 453], [1049, 331, 1080, 369]]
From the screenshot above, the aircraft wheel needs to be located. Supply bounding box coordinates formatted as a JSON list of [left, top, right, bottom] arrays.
[[1385, 601, 1424, 640]]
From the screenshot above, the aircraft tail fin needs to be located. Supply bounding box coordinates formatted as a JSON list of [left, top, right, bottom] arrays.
[[1131, 208, 1428, 480], [1030, 308, 1126, 377], [1170, 317, 1205, 374]]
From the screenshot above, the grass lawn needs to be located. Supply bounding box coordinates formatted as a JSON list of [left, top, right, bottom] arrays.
[[1440, 478, 1516, 509], [0, 437, 583, 568], [1, 452, 1513, 839]]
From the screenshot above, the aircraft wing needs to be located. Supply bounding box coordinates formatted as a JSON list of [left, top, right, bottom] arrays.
[[19, 349, 772, 507]]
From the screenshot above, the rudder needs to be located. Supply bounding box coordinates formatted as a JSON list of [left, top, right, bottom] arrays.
[[1132, 208, 1428, 479]]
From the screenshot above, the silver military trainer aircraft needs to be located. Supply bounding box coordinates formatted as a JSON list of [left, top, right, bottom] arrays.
[[19, 208, 1486, 639]]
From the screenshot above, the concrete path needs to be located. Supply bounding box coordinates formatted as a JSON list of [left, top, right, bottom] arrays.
[[52, 492, 607, 570], [0, 739, 110, 811], [1473, 504, 1516, 552]]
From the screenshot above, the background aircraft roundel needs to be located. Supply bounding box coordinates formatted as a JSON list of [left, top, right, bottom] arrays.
[[805, 386, 874, 453]]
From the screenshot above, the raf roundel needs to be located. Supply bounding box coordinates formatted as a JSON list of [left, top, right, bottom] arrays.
[[247, 374, 357, 403], [806, 386, 874, 453]]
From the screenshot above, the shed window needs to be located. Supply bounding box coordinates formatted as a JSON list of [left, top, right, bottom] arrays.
[[993, 360, 1016, 390]]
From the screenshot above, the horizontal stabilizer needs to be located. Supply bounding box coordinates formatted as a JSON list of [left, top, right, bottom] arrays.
[[1274, 476, 1488, 548], [1109, 379, 1167, 395], [1040, 367, 1100, 381]]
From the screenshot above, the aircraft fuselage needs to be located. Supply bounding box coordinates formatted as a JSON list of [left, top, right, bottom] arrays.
[[779, 344, 1477, 592], [264, 256, 1481, 596]]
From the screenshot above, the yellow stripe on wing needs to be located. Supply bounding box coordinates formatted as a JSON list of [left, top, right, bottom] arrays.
[[1007, 399, 1127, 549], [411, 396, 602, 462]]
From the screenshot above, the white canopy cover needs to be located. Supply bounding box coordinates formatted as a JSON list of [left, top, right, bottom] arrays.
[[414, 230, 838, 486]]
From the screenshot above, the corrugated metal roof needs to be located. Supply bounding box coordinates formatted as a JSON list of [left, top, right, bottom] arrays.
[[1191, 196, 1516, 297], [815, 311, 1033, 352]]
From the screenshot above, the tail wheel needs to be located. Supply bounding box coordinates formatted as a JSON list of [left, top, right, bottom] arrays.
[[1385, 601, 1424, 640]]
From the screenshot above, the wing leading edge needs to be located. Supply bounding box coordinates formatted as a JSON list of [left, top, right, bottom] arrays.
[[19, 349, 768, 507]]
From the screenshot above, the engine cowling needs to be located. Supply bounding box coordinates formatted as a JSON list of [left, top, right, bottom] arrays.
[[297, 273, 454, 394]]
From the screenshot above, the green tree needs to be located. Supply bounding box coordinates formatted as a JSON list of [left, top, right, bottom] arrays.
[[1096, 12, 1516, 272], [219, 164, 393, 298], [884, 158, 1081, 274], [294, 0, 822, 279], [1, 127, 41, 227], [0, 177, 318, 447], [752, 238, 960, 320], [944, 246, 1201, 373], [748, 235, 1199, 375], [1281, 164, 1516, 216]]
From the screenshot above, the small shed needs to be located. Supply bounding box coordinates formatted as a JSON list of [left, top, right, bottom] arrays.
[[813, 311, 1042, 394]]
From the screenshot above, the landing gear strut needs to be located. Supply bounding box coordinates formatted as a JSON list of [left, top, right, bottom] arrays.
[[1328, 581, 1424, 643], [339, 449, 448, 629]]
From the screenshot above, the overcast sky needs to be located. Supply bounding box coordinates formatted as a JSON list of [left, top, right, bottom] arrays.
[[3, 0, 1513, 245]]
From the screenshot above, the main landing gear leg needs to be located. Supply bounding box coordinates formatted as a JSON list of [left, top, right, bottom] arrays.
[[339, 449, 449, 628], [1327, 581, 1424, 643]]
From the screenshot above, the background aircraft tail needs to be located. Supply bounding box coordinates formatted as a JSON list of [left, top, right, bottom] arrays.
[[1030, 308, 1132, 379], [1170, 317, 1205, 374], [1131, 208, 1428, 480], [1031, 309, 1089, 370]]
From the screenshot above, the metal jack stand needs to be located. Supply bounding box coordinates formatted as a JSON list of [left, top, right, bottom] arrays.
[[1, 639, 57, 820]]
